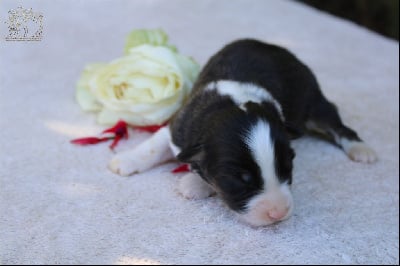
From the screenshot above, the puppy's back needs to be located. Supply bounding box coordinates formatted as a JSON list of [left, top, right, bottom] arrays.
[[194, 39, 318, 96]]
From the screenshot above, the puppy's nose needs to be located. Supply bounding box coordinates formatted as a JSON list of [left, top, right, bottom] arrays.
[[267, 207, 289, 221]]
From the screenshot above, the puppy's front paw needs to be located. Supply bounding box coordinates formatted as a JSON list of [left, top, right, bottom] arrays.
[[108, 154, 140, 176], [178, 173, 214, 199], [346, 142, 378, 163]]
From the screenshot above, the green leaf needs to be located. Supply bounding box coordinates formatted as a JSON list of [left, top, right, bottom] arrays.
[[124, 28, 177, 54]]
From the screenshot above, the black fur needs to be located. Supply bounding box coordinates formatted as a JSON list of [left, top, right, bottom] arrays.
[[170, 39, 362, 211]]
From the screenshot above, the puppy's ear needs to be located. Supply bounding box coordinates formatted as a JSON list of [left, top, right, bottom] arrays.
[[177, 144, 205, 163]]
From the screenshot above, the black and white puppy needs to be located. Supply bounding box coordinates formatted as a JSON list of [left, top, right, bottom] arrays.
[[109, 39, 377, 227]]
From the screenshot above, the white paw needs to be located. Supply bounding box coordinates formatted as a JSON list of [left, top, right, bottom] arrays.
[[346, 142, 378, 163], [178, 173, 214, 199], [108, 154, 142, 176], [108, 127, 174, 176]]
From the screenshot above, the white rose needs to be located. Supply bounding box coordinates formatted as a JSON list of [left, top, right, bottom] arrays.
[[76, 44, 200, 126]]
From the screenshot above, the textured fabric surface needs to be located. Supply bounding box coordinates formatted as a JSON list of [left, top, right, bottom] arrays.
[[0, 0, 398, 264]]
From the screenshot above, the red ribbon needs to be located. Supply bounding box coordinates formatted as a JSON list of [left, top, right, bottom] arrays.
[[70, 136, 113, 145], [171, 164, 190, 173], [71, 120, 190, 173], [133, 123, 168, 133], [71, 120, 128, 150], [71, 120, 167, 150]]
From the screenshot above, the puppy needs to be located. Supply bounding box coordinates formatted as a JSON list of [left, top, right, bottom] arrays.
[[109, 39, 377, 227]]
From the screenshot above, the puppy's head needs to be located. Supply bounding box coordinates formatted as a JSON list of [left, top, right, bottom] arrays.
[[178, 102, 295, 227]]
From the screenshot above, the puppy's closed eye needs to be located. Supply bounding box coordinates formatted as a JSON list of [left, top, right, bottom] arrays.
[[241, 173, 253, 183]]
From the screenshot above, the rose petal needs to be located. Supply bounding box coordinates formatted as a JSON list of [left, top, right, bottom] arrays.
[[76, 63, 106, 111]]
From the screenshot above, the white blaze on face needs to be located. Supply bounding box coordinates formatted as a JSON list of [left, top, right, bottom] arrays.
[[241, 120, 293, 227]]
